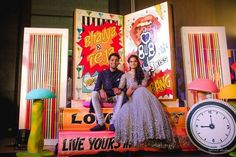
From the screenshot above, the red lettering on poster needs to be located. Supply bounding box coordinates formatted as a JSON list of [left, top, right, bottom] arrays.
[[77, 22, 122, 76], [149, 69, 173, 98]]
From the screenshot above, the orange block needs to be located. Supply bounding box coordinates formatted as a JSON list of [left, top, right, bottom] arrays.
[[59, 107, 189, 131], [164, 107, 189, 128], [59, 108, 113, 131], [173, 127, 196, 151]]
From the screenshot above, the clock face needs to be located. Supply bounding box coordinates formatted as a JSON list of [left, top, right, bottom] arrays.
[[186, 99, 236, 154]]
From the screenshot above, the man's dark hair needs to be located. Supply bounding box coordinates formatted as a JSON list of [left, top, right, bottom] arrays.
[[108, 53, 120, 60]]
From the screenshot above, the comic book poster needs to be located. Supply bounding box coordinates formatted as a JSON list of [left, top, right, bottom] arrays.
[[124, 2, 176, 100], [73, 9, 124, 100]]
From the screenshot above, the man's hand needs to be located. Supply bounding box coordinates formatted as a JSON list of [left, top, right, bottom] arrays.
[[99, 89, 108, 100], [113, 87, 121, 95], [126, 87, 134, 97]]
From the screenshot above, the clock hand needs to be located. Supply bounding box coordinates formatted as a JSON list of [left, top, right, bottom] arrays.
[[200, 125, 210, 128], [200, 124, 215, 129], [210, 115, 213, 125]]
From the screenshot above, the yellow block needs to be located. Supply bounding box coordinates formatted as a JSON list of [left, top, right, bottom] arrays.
[[59, 107, 188, 131], [218, 84, 236, 99]]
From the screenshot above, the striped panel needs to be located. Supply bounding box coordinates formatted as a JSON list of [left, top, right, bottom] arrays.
[[81, 15, 119, 26], [188, 33, 224, 88], [26, 34, 62, 139]]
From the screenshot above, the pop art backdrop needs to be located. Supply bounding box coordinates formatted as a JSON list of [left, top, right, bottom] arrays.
[[73, 9, 124, 100], [124, 2, 176, 100], [19, 28, 68, 144]]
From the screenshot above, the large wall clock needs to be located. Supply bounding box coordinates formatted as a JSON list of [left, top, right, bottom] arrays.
[[186, 99, 236, 154]]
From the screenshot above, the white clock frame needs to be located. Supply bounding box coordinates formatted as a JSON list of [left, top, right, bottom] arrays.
[[186, 99, 236, 154]]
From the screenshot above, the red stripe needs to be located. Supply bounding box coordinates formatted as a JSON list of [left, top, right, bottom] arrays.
[[210, 34, 216, 81], [52, 35, 58, 138], [52, 98, 56, 138], [42, 100, 46, 138], [25, 101, 30, 129], [202, 34, 208, 77], [194, 34, 200, 78]]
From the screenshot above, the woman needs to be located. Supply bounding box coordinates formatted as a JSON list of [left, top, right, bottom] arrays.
[[114, 55, 176, 149]]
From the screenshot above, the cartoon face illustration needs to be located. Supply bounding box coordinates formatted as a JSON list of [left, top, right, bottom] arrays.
[[137, 31, 156, 68], [130, 14, 161, 68], [130, 14, 161, 46]]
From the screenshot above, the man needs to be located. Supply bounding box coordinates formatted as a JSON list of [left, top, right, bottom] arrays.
[[90, 53, 124, 131]]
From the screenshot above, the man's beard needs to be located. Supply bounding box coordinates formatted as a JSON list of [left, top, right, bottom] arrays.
[[110, 66, 117, 71]]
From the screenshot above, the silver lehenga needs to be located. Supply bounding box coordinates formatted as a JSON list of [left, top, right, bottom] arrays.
[[114, 71, 176, 149]]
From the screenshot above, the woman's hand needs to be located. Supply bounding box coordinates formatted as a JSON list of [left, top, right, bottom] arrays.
[[126, 87, 134, 97], [113, 88, 121, 95]]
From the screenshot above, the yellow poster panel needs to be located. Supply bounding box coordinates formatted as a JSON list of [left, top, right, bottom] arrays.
[[73, 9, 124, 101]]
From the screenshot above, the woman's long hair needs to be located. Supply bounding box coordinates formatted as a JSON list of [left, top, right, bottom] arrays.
[[128, 55, 144, 85]]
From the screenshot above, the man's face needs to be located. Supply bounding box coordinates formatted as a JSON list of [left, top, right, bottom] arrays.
[[109, 56, 119, 70]]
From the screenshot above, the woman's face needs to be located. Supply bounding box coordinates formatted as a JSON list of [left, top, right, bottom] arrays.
[[129, 57, 139, 70]]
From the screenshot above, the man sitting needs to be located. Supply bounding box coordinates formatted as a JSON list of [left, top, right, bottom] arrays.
[[90, 53, 124, 131]]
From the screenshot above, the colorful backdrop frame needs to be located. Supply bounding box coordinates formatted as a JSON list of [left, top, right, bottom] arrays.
[[181, 26, 231, 106], [19, 27, 68, 144]]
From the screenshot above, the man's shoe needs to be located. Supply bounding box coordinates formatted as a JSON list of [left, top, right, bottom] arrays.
[[90, 124, 106, 131], [109, 124, 115, 131]]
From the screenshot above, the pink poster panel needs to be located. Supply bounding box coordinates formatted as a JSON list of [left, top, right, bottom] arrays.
[[124, 2, 176, 100]]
